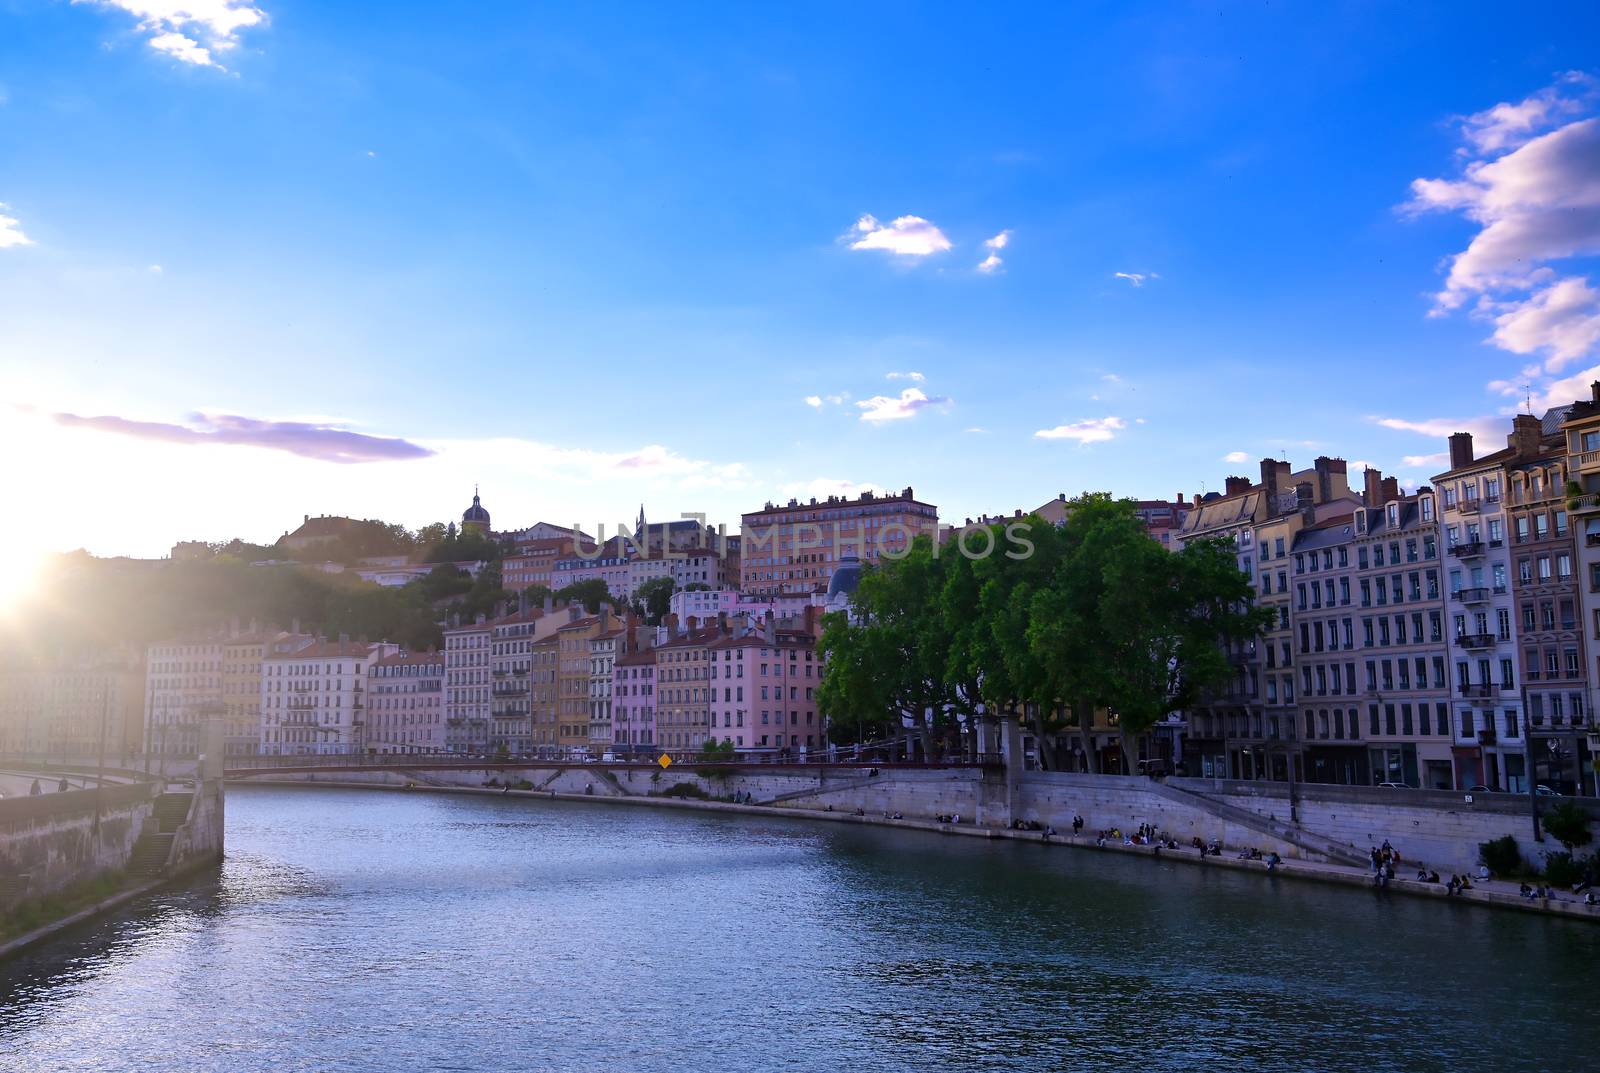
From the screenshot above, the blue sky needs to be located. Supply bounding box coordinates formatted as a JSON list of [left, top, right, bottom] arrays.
[[2, 2, 1599, 558]]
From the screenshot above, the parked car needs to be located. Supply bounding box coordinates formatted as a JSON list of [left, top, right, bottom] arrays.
[[600, 752, 616, 763], [1535, 784, 1562, 797], [1466, 784, 1494, 793], [1376, 781, 1413, 789]]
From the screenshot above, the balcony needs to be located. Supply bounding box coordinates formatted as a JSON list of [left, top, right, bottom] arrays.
[[1459, 683, 1498, 699], [1452, 586, 1489, 604], [288, 698, 316, 710], [1478, 728, 1497, 745], [1458, 499, 1481, 515], [1449, 541, 1485, 560], [1455, 632, 1496, 650], [492, 684, 529, 697]]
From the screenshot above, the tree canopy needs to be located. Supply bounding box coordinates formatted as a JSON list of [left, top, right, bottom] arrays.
[[817, 495, 1269, 769]]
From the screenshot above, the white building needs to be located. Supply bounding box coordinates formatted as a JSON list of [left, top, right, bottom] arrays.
[[260, 639, 400, 755], [444, 618, 492, 753], [146, 636, 226, 759]]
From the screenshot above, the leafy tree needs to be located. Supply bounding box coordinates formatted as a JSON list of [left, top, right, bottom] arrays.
[[633, 576, 677, 625], [555, 579, 613, 614], [414, 563, 473, 603], [1541, 801, 1593, 851]]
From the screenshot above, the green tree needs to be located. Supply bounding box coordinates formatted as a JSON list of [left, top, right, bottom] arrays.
[[1541, 801, 1594, 851], [632, 576, 676, 625], [555, 579, 613, 614]]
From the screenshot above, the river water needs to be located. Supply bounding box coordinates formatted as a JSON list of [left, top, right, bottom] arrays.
[[1, 785, 1595, 1072]]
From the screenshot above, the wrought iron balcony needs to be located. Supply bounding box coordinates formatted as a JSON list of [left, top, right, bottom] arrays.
[[1452, 586, 1489, 604], [1458, 683, 1498, 699], [1477, 727, 1497, 744], [1455, 632, 1496, 650], [1449, 541, 1485, 559], [1458, 499, 1481, 515]]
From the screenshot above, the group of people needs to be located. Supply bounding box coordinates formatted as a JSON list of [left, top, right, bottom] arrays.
[[27, 778, 71, 795], [1192, 836, 1224, 857], [934, 813, 963, 824]]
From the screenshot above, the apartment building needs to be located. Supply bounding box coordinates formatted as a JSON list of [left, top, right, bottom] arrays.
[[589, 625, 623, 752], [0, 649, 145, 760], [706, 619, 824, 753], [1559, 386, 1600, 794], [741, 487, 938, 598], [367, 651, 445, 754], [503, 536, 574, 592], [260, 638, 399, 755], [653, 625, 720, 751], [1357, 482, 1451, 787], [489, 608, 545, 754], [443, 617, 492, 753], [556, 613, 608, 753], [1433, 425, 1532, 791], [611, 630, 657, 753], [1503, 411, 1589, 795], [146, 635, 226, 759], [1178, 456, 1355, 780], [530, 630, 561, 752]]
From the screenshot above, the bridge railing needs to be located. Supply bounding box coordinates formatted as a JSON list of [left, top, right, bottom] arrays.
[[223, 751, 1002, 773]]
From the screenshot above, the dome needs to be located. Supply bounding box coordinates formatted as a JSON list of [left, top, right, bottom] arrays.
[[462, 488, 491, 529], [826, 553, 863, 604]]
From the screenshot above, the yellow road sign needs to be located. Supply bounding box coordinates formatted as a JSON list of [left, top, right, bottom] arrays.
[[657, 753, 672, 769]]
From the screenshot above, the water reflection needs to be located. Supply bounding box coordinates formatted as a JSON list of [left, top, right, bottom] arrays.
[[1, 785, 1595, 1073]]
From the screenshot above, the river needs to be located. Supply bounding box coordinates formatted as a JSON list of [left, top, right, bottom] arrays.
[[1, 785, 1595, 1072]]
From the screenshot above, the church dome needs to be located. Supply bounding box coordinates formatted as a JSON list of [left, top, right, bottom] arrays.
[[826, 553, 863, 603], [462, 488, 491, 529]]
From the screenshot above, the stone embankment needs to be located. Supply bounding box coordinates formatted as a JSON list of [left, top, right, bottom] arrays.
[[235, 762, 1598, 922], [0, 772, 225, 958]]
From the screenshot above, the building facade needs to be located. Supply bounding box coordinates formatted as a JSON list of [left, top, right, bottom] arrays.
[[741, 487, 939, 598], [260, 639, 399, 755], [367, 651, 445, 754]]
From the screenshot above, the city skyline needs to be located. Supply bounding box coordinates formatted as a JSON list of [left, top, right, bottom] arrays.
[[3, 5, 1599, 564]]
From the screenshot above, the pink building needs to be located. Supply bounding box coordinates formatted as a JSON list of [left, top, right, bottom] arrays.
[[707, 613, 824, 754], [611, 637, 656, 754], [367, 651, 445, 754]]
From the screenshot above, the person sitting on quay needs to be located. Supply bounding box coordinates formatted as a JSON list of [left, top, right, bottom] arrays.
[[1520, 883, 1535, 898], [29, 778, 42, 796], [1266, 852, 1281, 872], [1446, 875, 1460, 896], [1427, 870, 1440, 884], [1585, 891, 1597, 906], [1071, 814, 1085, 836]]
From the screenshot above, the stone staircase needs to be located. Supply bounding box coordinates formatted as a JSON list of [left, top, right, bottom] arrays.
[[1145, 780, 1367, 867], [759, 772, 890, 807], [126, 790, 193, 880]]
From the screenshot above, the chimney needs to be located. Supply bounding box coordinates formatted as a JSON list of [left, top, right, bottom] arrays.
[[1592, 381, 1600, 405], [762, 611, 776, 645], [599, 606, 612, 631], [567, 605, 580, 622], [1363, 467, 1384, 508], [543, 595, 554, 615], [1313, 456, 1347, 502], [518, 591, 527, 615], [1511, 413, 1542, 458], [804, 604, 819, 637], [1448, 432, 1474, 469], [291, 617, 301, 635], [717, 611, 729, 634], [1381, 477, 1400, 503], [1224, 476, 1251, 497], [1259, 459, 1290, 515]]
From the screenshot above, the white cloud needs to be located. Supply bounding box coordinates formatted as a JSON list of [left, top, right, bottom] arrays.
[[148, 264, 163, 274], [885, 371, 925, 382], [1033, 416, 1127, 444], [1371, 414, 1505, 442], [1223, 451, 1251, 463], [1402, 452, 1450, 468], [1114, 271, 1158, 287], [1486, 276, 1600, 369], [780, 478, 884, 501], [965, 427, 989, 434], [856, 387, 950, 423], [803, 392, 848, 409], [803, 396, 823, 408], [847, 214, 952, 257], [976, 230, 1011, 274], [1406, 75, 1600, 398], [1458, 72, 1598, 153], [80, 1, 269, 70], [0, 204, 33, 248]]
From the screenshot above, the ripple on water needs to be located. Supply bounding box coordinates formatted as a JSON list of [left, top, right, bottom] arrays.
[[1, 785, 1596, 1073]]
